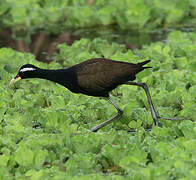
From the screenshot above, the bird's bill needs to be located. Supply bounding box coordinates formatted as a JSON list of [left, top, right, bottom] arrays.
[[9, 75, 21, 86]]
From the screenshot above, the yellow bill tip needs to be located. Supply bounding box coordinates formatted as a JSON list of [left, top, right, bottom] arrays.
[[9, 76, 21, 86]]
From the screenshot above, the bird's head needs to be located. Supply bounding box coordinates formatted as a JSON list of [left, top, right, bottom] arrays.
[[9, 64, 40, 86]]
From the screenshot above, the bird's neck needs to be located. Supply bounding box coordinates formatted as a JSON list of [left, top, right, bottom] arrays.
[[34, 69, 61, 82], [33, 69, 63, 83], [32, 68, 77, 88]]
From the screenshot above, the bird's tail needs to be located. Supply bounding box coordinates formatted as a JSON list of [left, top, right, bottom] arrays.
[[137, 60, 152, 69]]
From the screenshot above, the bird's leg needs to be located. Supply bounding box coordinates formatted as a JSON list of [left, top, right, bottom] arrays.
[[91, 97, 123, 132], [125, 82, 187, 129], [125, 82, 159, 127]]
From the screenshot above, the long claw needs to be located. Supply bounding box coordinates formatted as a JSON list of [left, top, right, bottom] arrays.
[[158, 116, 190, 121]]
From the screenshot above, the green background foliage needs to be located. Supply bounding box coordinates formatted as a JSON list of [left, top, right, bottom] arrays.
[[0, 0, 196, 42], [0, 30, 196, 179]]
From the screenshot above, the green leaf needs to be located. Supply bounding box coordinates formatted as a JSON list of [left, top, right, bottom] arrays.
[[34, 149, 48, 169], [14, 145, 34, 167], [0, 155, 9, 166]]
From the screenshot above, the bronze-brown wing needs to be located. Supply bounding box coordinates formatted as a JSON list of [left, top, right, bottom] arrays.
[[75, 59, 139, 96]]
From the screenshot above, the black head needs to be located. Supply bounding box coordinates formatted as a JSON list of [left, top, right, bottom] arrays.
[[9, 64, 40, 86], [18, 64, 40, 79]]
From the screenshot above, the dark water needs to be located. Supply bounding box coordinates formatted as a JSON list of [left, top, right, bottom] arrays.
[[70, 24, 196, 49]]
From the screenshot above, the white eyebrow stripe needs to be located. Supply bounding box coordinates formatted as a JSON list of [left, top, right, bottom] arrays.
[[20, 67, 36, 72]]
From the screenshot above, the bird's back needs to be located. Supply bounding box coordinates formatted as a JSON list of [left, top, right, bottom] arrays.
[[69, 58, 150, 97]]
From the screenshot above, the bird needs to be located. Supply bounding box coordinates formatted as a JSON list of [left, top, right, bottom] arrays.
[[10, 58, 161, 132]]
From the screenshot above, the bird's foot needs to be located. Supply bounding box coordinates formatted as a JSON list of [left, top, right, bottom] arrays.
[[127, 127, 154, 134], [152, 111, 189, 127], [157, 116, 190, 121]]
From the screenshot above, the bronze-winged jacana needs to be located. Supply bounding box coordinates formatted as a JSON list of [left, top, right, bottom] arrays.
[[10, 58, 177, 132]]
